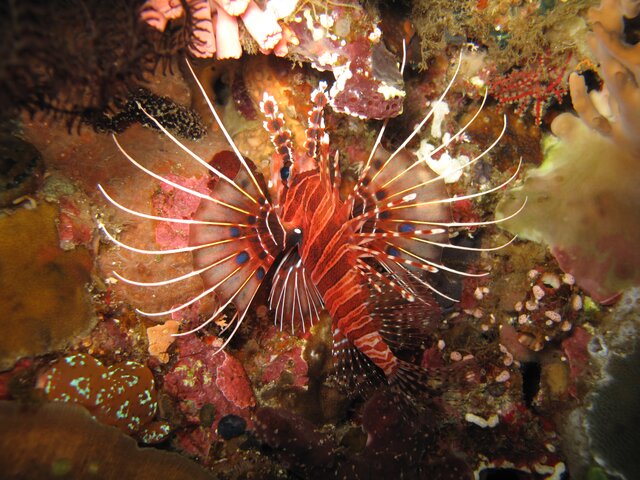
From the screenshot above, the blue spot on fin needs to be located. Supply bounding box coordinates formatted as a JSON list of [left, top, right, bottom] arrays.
[[236, 251, 250, 265]]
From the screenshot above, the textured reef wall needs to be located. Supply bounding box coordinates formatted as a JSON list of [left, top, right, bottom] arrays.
[[497, 0, 640, 303], [1, 0, 639, 479]]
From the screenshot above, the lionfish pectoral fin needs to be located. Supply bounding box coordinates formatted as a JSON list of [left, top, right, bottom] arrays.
[[368, 278, 442, 351], [348, 146, 454, 301], [186, 151, 285, 340], [268, 245, 324, 335]]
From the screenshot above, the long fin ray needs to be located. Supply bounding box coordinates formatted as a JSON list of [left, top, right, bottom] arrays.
[[185, 58, 267, 199], [269, 246, 324, 335]]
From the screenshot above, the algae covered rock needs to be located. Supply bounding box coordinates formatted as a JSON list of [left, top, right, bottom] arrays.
[[0, 204, 95, 371]]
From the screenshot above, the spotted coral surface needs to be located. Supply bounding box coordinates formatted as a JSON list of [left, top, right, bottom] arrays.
[[38, 353, 170, 443]]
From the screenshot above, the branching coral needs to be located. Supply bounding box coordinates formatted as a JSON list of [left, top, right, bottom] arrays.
[[496, 0, 640, 302], [141, 0, 296, 59]]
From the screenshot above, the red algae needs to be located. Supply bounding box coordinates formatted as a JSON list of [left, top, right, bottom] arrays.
[[163, 334, 254, 457]]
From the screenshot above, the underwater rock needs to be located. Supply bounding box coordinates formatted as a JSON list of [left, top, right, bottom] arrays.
[[287, 3, 405, 119], [151, 173, 211, 249], [0, 401, 213, 479], [55, 190, 96, 251], [163, 334, 254, 456], [217, 413, 247, 440], [587, 350, 640, 480], [253, 406, 336, 475], [37, 353, 170, 443], [248, 326, 309, 390], [561, 326, 592, 398], [0, 135, 44, 208], [582, 288, 640, 480], [0, 203, 94, 371]]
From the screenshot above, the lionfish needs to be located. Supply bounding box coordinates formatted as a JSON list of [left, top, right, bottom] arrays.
[[99, 50, 521, 402]]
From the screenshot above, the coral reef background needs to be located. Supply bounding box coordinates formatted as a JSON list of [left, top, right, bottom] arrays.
[[0, 0, 639, 479]]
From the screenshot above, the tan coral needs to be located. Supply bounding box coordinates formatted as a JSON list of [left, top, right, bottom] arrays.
[[147, 320, 180, 363]]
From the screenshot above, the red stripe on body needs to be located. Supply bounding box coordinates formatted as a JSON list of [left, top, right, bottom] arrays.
[[283, 172, 399, 377]]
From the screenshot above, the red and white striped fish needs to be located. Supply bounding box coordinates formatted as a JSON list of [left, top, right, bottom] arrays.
[[99, 50, 522, 401]]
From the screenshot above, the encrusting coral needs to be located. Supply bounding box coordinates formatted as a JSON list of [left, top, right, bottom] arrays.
[[497, 0, 640, 303]]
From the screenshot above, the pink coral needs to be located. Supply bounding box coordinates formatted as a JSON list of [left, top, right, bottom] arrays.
[[163, 334, 254, 456], [140, 0, 295, 59]]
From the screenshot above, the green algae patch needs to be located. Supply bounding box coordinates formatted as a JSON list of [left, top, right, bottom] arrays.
[[0, 401, 214, 480], [0, 203, 95, 371]]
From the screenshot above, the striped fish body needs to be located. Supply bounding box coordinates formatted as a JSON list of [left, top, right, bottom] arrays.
[[100, 54, 518, 403], [281, 170, 399, 377]]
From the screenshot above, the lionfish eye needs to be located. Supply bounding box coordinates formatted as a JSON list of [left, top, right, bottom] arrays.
[[280, 166, 290, 182]]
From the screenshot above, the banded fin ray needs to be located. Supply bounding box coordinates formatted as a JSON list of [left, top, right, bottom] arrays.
[[99, 58, 286, 352], [347, 49, 519, 303], [188, 150, 285, 338]]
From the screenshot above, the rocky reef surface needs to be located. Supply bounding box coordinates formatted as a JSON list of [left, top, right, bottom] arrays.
[[0, 1, 638, 479]]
